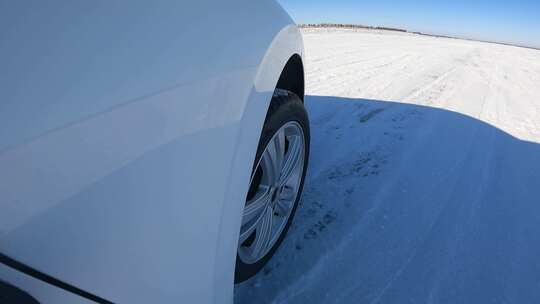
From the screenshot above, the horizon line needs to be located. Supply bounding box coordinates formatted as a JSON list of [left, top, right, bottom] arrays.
[[298, 23, 540, 51]]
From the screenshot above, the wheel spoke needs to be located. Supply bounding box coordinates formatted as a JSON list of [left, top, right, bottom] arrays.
[[242, 185, 271, 225], [239, 221, 256, 244], [252, 206, 274, 258], [274, 128, 286, 172], [279, 135, 302, 186], [262, 129, 286, 186], [261, 150, 278, 185]]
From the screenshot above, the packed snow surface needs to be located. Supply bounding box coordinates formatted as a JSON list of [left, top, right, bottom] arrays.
[[235, 28, 540, 303]]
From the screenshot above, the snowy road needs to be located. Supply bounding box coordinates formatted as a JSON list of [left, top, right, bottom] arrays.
[[236, 28, 540, 303]]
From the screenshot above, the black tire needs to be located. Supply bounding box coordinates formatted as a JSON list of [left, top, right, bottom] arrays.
[[235, 90, 310, 283]]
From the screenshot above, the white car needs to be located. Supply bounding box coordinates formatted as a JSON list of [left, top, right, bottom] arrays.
[[0, 1, 309, 303]]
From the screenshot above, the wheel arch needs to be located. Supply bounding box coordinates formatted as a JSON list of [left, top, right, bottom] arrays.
[[212, 23, 305, 303], [275, 54, 305, 102]]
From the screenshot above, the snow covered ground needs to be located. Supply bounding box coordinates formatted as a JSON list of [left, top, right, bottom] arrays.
[[235, 28, 540, 303]]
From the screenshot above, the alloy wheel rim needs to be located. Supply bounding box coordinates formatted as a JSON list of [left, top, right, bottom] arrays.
[[238, 121, 305, 264]]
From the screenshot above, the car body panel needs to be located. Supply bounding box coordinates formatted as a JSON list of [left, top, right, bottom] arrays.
[[0, 263, 94, 304], [0, 1, 303, 303]]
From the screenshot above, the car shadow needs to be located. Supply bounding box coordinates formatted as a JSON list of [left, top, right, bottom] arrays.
[[235, 95, 540, 303]]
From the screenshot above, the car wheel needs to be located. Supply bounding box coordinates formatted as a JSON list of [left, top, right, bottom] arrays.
[[235, 90, 310, 283]]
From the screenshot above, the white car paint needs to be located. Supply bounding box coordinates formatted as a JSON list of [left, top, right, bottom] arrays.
[[0, 1, 304, 303]]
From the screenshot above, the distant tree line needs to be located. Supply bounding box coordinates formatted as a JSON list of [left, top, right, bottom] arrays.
[[299, 23, 407, 33], [299, 23, 540, 50]]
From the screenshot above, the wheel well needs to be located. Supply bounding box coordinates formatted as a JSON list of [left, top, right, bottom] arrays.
[[275, 54, 305, 102]]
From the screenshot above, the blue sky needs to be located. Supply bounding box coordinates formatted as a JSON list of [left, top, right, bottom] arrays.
[[279, 0, 540, 48]]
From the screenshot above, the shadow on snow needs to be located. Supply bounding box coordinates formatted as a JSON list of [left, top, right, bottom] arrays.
[[235, 95, 540, 304]]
